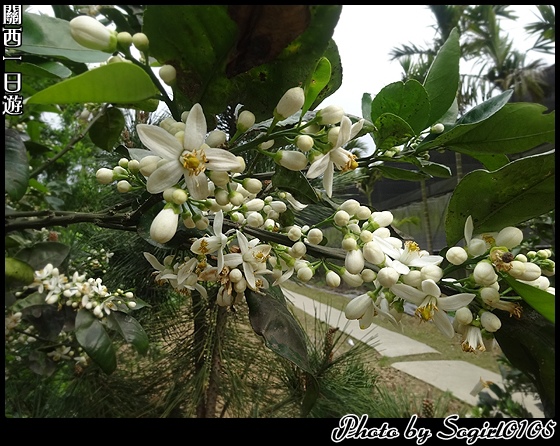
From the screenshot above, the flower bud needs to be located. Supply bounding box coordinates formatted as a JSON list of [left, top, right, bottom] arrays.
[[206, 130, 227, 147], [69, 16, 117, 53], [516, 262, 542, 281], [316, 105, 344, 125], [341, 269, 363, 287], [171, 188, 188, 205], [242, 178, 262, 195], [290, 241, 307, 258], [495, 226, 523, 249], [150, 207, 179, 244], [132, 32, 149, 52], [473, 261, 498, 286], [420, 264, 443, 283], [159, 64, 177, 86], [96, 167, 114, 184], [446, 246, 468, 265], [480, 287, 500, 305], [297, 266, 313, 282], [344, 293, 372, 320], [370, 211, 393, 227], [362, 241, 385, 265], [430, 123, 445, 134], [295, 134, 314, 152], [274, 87, 305, 121], [361, 268, 376, 282], [334, 210, 350, 227], [237, 110, 255, 132], [480, 311, 501, 332], [467, 238, 489, 257], [117, 31, 133, 48], [376, 267, 399, 288], [507, 260, 526, 279], [287, 226, 302, 242], [455, 307, 473, 325], [326, 270, 341, 288], [139, 155, 161, 177], [403, 270, 422, 288], [306, 228, 323, 245], [341, 236, 357, 251], [274, 150, 308, 171], [117, 180, 131, 193], [345, 249, 365, 275]]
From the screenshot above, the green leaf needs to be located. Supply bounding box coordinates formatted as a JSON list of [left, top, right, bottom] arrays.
[[20, 13, 111, 63], [423, 28, 460, 126], [272, 166, 319, 204], [493, 301, 555, 417], [371, 113, 415, 150], [5, 128, 29, 202], [417, 160, 452, 178], [15, 242, 71, 271], [246, 287, 311, 373], [456, 90, 513, 126], [144, 5, 342, 121], [503, 276, 554, 323], [418, 102, 554, 156], [5, 60, 72, 79], [376, 165, 429, 181], [468, 153, 510, 171], [75, 309, 117, 374], [370, 80, 430, 135], [106, 311, 149, 355], [5, 257, 35, 290], [88, 107, 126, 151], [445, 152, 555, 245], [302, 57, 332, 116], [26, 63, 160, 106]]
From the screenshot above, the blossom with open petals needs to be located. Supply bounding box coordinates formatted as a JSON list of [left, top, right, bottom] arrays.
[[376, 239, 443, 275], [137, 103, 240, 198], [306, 116, 364, 197], [190, 210, 228, 273], [223, 231, 271, 291], [391, 279, 476, 338]]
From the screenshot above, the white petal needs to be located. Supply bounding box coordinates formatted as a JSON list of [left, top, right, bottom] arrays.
[[335, 116, 352, 148], [409, 255, 443, 267], [349, 119, 365, 139], [185, 171, 209, 200], [272, 268, 294, 286], [137, 124, 183, 160], [464, 215, 474, 244], [223, 253, 242, 268], [306, 154, 330, 179], [390, 283, 426, 305], [386, 258, 410, 275], [421, 279, 441, 297], [205, 148, 241, 171], [323, 160, 334, 197], [432, 310, 455, 338], [344, 293, 371, 319], [143, 252, 164, 270], [146, 161, 184, 194], [437, 293, 477, 311], [213, 210, 224, 235], [183, 103, 206, 151], [243, 262, 257, 290], [236, 230, 249, 252]]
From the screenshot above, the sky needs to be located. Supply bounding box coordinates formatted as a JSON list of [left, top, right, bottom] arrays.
[[321, 5, 555, 117]]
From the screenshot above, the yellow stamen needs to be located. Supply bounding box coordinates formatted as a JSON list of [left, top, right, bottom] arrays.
[[181, 148, 207, 176], [404, 240, 420, 252]]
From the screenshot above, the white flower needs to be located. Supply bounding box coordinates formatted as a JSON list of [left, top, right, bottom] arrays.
[[306, 116, 364, 197], [376, 267, 400, 288], [345, 248, 365, 275], [480, 311, 501, 332], [376, 239, 443, 275], [316, 105, 345, 125], [473, 261, 498, 286], [223, 231, 271, 291], [494, 226, 523, 249], [446, 246, 468, 265], [326, 270, 341, 288], [137, 103, 240, 198], [464, 216, 497, 257], [190, 210, 228, 273], [391, 279, 476, 338]]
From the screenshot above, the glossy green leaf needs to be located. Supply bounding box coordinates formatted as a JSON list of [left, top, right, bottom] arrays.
[[370, 80, 430, 135], [361, 92, 372, 122], [144, 5, 342, 121], [377, 165, 429, 181], [302, 57, 332, 116], [106, 311, 149, 355], [371, 113, 415, 150], [272, 166, 320, 204], [88, 107, 126, 151], [246, 287, 311, 373], [456, 90, 513, 126], [5, 128, 29, 202], [9, 291, 45, 313], [445, 152, 555, 245], [5, 257, 35, 290], [422, 27, 460, 126], [5, 60, 72, 79], [15, 242, 71, 271], [417, 160, 452, 178], [418, 102, 554, 156], [20, 12, 110, 63], [468, 153, 510, 171], [503, 276, 554, 323], [493, 301, 555, 417], [75, 309, 117, 375], [26, 63, 159, 106]]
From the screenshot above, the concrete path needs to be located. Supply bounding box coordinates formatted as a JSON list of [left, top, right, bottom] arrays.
[[282, 286, 544, 417]]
